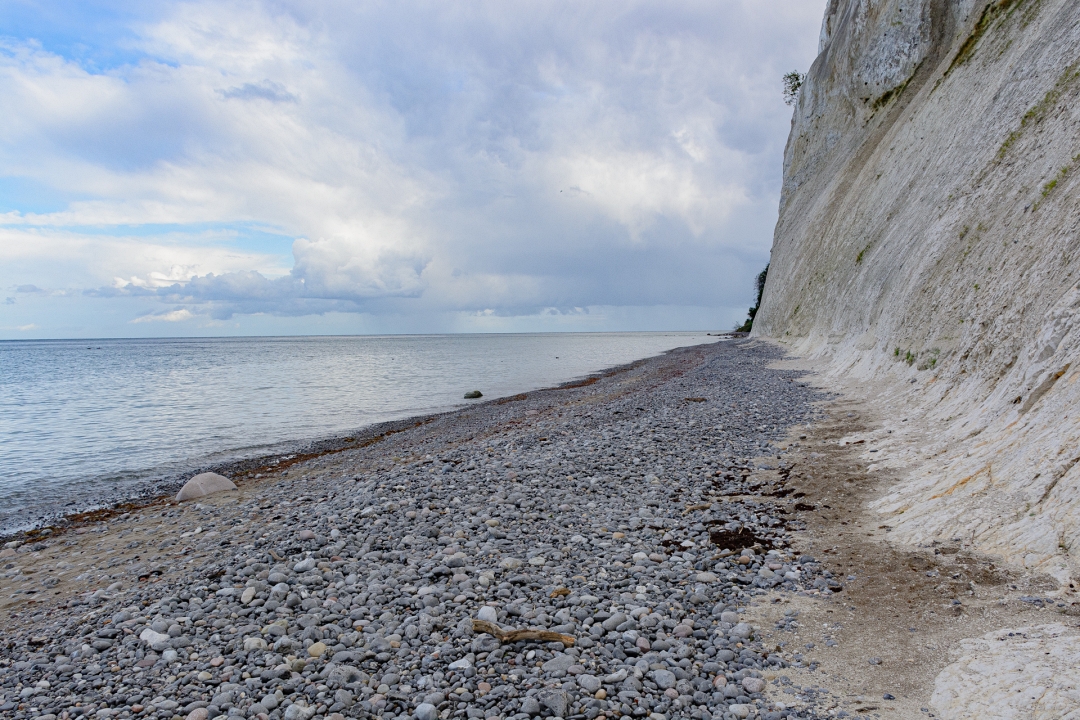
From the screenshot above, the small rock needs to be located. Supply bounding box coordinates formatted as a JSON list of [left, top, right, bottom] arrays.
[[308, 642, 327, 658], [241, 587, 257, 604], [541, 653, 575, 674], [139, 628, 172, 652], [731, 622, 753, 639], [298, 530, 316, 541], [283, 703, 316, 720], [477, 606, 498, 623], [464, 390, 483, 399], [414, 703, 438, 720], [603, 669, 627, 683], [651, 669, 676, 690], [520, 696, 541, 716], [537, 688, 569, 717], [577, 674, 601, 692], [742, 677, 765, 693], [187, 710, 209, 720]]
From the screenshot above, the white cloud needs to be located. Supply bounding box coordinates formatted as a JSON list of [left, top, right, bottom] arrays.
[[130, 308, 194, 323], [0, 0, 827, 334]]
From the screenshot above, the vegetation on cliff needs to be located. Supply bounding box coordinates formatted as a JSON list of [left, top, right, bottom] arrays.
[[735, 264, 769, 332]]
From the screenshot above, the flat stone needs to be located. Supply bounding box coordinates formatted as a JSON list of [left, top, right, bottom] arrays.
[[175, 473, 237, 502], [541, 653, 575, 674], [651, 669, 676, 690], [537, 688, 569, 717]]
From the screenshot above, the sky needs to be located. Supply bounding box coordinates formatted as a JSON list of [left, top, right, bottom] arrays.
[[0, 0, 826, 338]]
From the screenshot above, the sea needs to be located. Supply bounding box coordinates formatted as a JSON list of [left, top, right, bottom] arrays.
[[0, 332, 719, 532]]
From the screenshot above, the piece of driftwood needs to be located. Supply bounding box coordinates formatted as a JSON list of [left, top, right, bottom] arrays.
[[471, 619, 575, 646]]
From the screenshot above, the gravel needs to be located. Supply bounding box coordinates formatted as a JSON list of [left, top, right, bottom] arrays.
[[0, 340, 843, 720]]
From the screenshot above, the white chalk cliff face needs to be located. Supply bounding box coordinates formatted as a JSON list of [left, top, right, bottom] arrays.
[[757, 0, 1080, 586]]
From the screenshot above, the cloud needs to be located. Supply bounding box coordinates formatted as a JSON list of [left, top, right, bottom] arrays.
[[130, 308, 195, 323], [0, 0, 827, 334], [16, 284, 45, 293], [219, 79, 298, 103]]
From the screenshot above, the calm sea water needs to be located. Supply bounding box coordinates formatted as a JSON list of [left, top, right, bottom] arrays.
[[0, 332, 717, 531]]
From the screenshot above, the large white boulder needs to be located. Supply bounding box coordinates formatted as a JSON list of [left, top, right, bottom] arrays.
[[175, 472, 237, 502]]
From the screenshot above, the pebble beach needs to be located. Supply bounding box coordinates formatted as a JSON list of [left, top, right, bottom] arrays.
[[0, 339, 845, 720]]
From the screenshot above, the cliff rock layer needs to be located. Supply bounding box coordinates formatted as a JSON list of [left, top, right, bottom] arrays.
[[757, 0, 1080, 584]]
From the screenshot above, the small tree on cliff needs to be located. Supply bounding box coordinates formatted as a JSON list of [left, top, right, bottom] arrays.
[[783, 71, 805, 106], [735, 264, 769, 332]]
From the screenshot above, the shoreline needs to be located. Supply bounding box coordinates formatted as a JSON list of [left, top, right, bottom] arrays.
[[7, 337, 1063, 718], [0, 337, 841, 720], [5, 335, 738, 544]]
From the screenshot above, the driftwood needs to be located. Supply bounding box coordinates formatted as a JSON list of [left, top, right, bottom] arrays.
[[471, 619, 575, 646]]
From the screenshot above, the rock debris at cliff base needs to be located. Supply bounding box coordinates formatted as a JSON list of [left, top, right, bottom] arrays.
[[0, 340, 858, 720]]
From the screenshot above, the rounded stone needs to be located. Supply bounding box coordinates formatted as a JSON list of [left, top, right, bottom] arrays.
[[414, 703, 438, 720], [742, 676, 765, 693], [175, 473, 237, 502]]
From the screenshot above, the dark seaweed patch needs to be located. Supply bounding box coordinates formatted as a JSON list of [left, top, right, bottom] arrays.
[[709, 527, 774, 551]]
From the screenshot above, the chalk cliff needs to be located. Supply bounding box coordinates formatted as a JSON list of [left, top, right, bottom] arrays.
[[756, 0, 1080, 585]]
